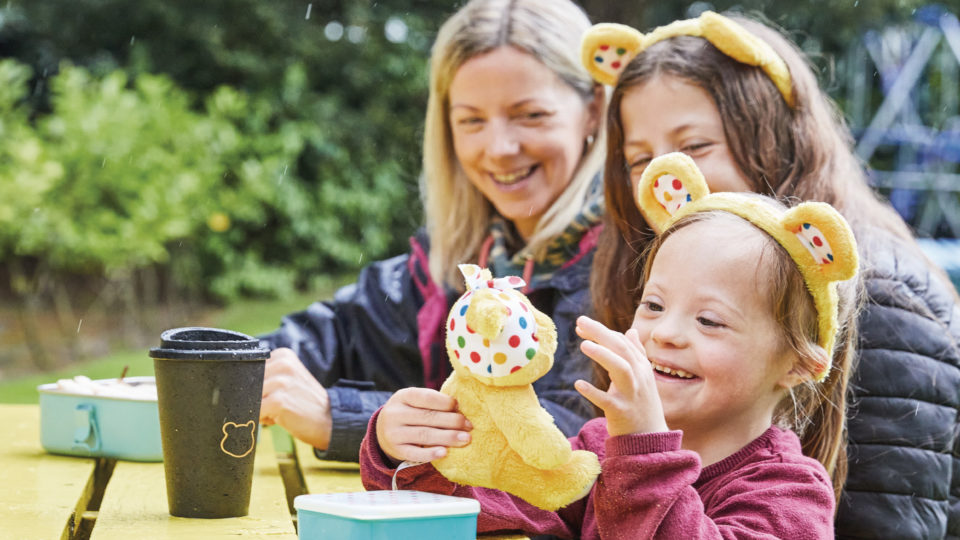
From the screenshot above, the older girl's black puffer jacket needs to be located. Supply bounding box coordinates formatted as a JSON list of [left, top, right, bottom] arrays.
[[836, 228, 960, 540]]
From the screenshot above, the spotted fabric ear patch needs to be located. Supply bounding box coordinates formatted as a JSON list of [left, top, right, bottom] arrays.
[[653, 173, 693, 215], [449, 265, 539, 378], [635, 152, 709, 233], [591, 44, 631, 81], [794, 223, 834, 265], [580, 23, 643, 86]]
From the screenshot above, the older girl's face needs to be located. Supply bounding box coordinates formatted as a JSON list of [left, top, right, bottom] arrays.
[[448, 46, 599, 240], [620, 75, 752, 196]]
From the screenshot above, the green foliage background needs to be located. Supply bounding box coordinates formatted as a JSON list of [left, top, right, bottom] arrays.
[[1, 1, 440, 305], [0, 0, 957, 372]]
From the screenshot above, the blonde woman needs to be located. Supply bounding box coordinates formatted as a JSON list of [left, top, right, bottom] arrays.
[[258, 0, 606, 462]]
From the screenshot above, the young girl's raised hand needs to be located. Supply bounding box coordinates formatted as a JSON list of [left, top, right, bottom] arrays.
[[375, 387, 472, 463], [574, 315, 668, 437]]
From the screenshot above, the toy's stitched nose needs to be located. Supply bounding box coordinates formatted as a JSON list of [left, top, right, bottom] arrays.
[[465, 289, 508, 342]]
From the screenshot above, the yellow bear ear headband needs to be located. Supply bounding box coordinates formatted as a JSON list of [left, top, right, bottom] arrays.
[[637, 153, 857, 381], [580, 11, 794, 107]]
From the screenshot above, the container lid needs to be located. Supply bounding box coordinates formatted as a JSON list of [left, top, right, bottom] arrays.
[[149, 327, 269, 361], [37, 376, 158, 402], [294, 491, 480, 520]]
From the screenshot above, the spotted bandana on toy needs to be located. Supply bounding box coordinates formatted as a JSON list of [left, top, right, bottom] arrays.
[[636, 153, 859, 381], [447, 264, 539, 379]]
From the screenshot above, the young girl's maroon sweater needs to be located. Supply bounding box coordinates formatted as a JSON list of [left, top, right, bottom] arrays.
[[360, 414, 834, 539]]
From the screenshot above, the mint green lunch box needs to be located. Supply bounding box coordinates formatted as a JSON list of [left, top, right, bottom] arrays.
[[38, 376, 163, 462], [295, 491, 481, 540]]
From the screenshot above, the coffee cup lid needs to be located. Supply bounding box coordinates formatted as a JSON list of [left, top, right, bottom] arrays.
[[149, 327, 269, 361]]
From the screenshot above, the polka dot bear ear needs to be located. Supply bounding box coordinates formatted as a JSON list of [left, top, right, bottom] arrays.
[[635, 152, 711, 234], [580, 23, 644, 86], [779, 202, 858, 282]]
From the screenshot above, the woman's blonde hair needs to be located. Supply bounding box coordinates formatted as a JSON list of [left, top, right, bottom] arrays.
[[640, 209, 861, 501], [422, 0, 606, 288]]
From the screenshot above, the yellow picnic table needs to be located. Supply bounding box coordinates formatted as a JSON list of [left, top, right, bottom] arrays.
[[0, 404, 526, 539]]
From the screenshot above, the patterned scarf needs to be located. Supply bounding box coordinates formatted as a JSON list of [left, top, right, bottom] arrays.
[[485, 176, 604, 289]]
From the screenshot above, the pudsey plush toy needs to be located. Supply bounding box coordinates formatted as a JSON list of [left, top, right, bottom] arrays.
[[431, 264, 600, 511]]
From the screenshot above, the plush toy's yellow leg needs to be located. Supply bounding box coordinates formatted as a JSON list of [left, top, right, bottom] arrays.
[[492, 449, 600, 511]]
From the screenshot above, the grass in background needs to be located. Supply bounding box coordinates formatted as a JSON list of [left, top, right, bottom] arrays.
[[0, 275, 350, 404]]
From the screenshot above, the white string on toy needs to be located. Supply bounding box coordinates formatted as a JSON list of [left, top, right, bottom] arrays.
[[391, 460, 427, 491]]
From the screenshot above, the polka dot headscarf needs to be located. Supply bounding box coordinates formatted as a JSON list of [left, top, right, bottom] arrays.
[[447, 264, 540, 379]]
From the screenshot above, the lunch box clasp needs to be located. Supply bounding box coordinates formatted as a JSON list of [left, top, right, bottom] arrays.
[[72, 404, 101, 453]]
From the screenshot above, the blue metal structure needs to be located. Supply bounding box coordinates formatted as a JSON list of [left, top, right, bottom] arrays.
[[845, 5, 960, 286]]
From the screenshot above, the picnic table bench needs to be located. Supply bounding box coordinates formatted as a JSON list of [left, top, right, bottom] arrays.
[[0, 404, 526, 539]]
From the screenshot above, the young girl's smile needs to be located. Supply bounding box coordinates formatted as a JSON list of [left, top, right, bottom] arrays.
[[633, 216, 797, 460]]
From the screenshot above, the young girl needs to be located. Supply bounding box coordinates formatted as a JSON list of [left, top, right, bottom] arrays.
[[360, 153, 860, 539], [585, 11, 960, 538]]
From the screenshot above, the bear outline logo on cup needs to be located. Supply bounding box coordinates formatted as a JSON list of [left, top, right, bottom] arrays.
[[220, 420, 256, 458]]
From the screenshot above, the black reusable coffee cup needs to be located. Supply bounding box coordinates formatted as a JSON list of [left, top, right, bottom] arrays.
[[149, 327, 269, 518]]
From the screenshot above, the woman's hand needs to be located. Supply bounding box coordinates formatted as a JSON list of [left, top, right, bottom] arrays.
[[260, 348, 333, 450], [574, 316, 668, 437], [376, 387, 473, 464]]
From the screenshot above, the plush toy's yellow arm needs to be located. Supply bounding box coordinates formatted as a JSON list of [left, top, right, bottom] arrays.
[[483, 386, 572, 470]]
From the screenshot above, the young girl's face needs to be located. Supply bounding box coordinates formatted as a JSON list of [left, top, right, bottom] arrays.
[[632, 218, 797, 444], [620, 75, 752, 195]]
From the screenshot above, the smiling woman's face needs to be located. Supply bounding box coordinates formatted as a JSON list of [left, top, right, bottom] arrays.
[[448, 46, 597, 240]]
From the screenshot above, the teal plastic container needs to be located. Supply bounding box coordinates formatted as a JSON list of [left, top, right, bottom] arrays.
[[38, 376, 162, 462], [294, 491, 480, 540]]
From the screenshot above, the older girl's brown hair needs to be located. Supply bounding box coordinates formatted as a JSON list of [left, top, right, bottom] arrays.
[[639, 209, 860, 499]]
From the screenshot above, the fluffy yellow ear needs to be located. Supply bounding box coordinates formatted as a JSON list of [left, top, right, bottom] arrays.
[[778, 203, 858, 380], [580, 23, 644, 86], [780, 203, 859, 283], [635, 152, 710, 233], [699, 12, 793, 107]]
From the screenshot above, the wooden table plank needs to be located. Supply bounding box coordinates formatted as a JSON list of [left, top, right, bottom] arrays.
[[92, 427, 296, 539], [294, 438, 363, 495], [0, 404, 97, 540]]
